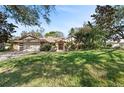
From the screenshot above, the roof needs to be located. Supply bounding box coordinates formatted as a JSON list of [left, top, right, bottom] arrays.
[[12, 35, 65, 43], [19, 34, 40, 40], [43, 37, 65, 43]]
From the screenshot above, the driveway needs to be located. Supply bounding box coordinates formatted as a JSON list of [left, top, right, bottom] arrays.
[[0, 51, 31, 61]]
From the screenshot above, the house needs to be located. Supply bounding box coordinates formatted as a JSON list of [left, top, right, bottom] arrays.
[[12, 35, 66, 52], [106, 39, 124, 49]]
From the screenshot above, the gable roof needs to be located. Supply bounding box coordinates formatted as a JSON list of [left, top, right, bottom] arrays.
[[43, 37, 65, 43], [13, 35, 47, 43], [19, 35, 40, 40], [13, 35, 65, 43]]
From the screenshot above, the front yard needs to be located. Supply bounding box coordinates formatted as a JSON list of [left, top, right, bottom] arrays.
[[0, 49, 124, 87]]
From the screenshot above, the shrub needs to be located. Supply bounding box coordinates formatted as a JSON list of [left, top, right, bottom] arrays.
[[50, 46, 56, 52], [40, 43, 52, 51], [106, 43, 112, 48]]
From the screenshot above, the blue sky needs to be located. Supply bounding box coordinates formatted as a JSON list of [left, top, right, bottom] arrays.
[[12, 5, 96, 37]]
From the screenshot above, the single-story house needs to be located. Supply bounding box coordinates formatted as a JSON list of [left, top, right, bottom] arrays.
[[12, 35, 66, 52], [106, 39, 124, 49]]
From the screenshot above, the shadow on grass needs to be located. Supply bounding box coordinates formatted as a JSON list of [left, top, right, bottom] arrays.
[[0, 50, 124, 87]]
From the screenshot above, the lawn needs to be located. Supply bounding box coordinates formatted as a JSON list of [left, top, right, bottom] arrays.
[[0, 49, 124, 87]]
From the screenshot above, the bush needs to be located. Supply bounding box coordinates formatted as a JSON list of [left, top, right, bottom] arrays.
[[40, 43, 52, 51], [50, 46, 56, 52], [106, 43, 112, 48]]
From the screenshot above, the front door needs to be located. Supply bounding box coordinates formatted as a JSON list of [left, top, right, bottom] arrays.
[[58, 43, 64, 50], [19, 43, 24, 51]]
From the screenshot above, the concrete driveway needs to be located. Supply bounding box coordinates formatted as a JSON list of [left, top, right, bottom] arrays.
[[0, 51, 31, 61]]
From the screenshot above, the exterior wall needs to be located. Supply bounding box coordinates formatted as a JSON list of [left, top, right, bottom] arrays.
[[0, 43, 5, 50], [119, 43, 124, 49], [13, 41, 67, 52], [12, 35, 66, 52], [23, 42, 40, 51], [56, 41, 65, 52], [107, 39, 124, 49], [12, 42, 40, 51], [13, 43, 20, 51]]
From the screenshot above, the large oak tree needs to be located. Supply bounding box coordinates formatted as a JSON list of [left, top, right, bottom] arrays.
[[91, 5, 124, 41], [0, 5, 54, 49], [2, 5, 55, 26], [0, 12, 17, 49]]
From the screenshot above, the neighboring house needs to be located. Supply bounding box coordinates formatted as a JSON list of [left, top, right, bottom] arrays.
[[12, 35, 66, 52], [106, 39, 124, 49]]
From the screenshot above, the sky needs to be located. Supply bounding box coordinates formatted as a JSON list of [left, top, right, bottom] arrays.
[[12, 5, 96, 37]]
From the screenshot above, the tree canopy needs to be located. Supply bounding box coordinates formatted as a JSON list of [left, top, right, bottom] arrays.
[[0, 12, 17, 43], [21, 28, 44, 38], [45, 31, 64, 38], [0, 5, 54, 46], [2, 5, 55, 26], [91, 5, 124, 41], [68, 28, 75, 38]]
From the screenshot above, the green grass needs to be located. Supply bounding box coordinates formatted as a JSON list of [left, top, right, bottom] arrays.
[[0, 49, 124, 87]]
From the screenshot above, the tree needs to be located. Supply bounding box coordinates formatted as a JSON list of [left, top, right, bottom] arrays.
[[87, 21, 107, 48], [0, 5, 55, 50], [45, 31, 64, 38], [0, 12, 17, 49], [73, 25, 93, 49], [66, 28, 76, 51], [114, 5, 124, 39], [2, 5, 55, 26], [21, 28, 44, 38], [91, 5, 124, 41], [91, 5, 117, 39], [69, 22, 106, 50], [68, 28, 75, 38]]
